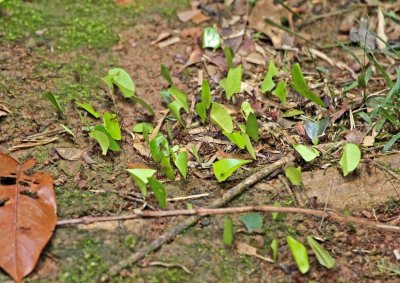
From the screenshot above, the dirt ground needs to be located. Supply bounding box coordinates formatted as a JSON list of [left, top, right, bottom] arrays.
[[0, 0, 400, 282]]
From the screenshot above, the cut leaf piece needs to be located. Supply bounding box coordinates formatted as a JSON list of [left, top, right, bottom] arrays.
[[133, 122, 154, 134], [168, 85, 190, 113], [161, 64, 173, 85], [291, 63, 325, 107], [240, 212, 263, 232], [93, 125, 120, 152], [272, 81, 287, 104], [246, 113, 259, 142], [174, 151, 188, 178], [202, 27, 221, 49], [89, 130, 110, 155], [130, 96, 155, 116], [285, 166, 302, 185], [127, 168, 156, 198], [149, 133, 170, 162], [0, 153, 57, 283], [270, 239, 278, 261], [224, 131, 246, 149], [213, 159, 251, 182], [240, 101, 254, 120], [243, 134, 256, 160], [103, 112, 121, 141], [210, 103, 233, 133], [223, 65, 242, 99], [307, 237, 335, 269], [286, 236, 310, 274], [261, 61, 279, 93], [282, 109, 304, 118], [223, 216, 234, 245], [201, 80, 211, 109], [102, 68, 135, 98], [148, 177, 167, 209], [223, 46, 234, 69], [304, 117, 329, 145], [43, 92, 63, 113], [59, 124, 76, 139], [168, 101, 185, 126], [339, 143, 361, 176], [75, 102, 100, 118], [294, 144, 319, 162], [195, 101, 207, 124]]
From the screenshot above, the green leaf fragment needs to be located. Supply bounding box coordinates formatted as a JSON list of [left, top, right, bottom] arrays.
[[282, 109, 304, 117], [195, 101, 207, 124], [223, 46, 235, 69], [148, 177, 167, 209], [307, 237, 335, 269], [291, 63, 325, 107], [202, 27, 221, 49], [126, 168, 156, 198], [43, 92, 63, 113], [168, 85, 190, 113], [246, 113, 259, 142], [210, 102, 233, 133], [286, 236, 310, 274], [201, 80, 212, 109], [272, 81, 287, 104], [174, 151, 188, 178], [76, 102, 100, 118], [339, 143, 361, 176], [168, 100, 185, 126], [102, 68, 135, 98], [223, 65, 242, 99], [240, 101, 254, 120], [93, 125, 120, 152], [89, 130, 110, 155], [133, 122, 154, 134], [213, 159, 251, 182], [285, 166, 302, 185], [240, 212, 263, 232], [103, 112, 121, 141], [161, 64, 173, 85], [294, 144, 319, 162], [223, 216, 234, 246], [270, 239, 278, 261], [59, 124, 76, 139], [261, 61, 279, 93]]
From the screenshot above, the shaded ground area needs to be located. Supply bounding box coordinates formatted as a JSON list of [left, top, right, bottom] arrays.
[[1, 0, 400, 282]]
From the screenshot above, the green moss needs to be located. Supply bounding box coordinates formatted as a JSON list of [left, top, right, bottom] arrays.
[[56, 187, 125, 218], [0, 0, 143, 51]]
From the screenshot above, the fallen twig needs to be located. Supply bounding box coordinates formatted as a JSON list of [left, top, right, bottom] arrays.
[[58, 205, 400, 233]]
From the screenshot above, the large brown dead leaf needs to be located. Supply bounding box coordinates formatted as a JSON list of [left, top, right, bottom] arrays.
[[249, 0, 292, 48], [0, 153, 57, 283]]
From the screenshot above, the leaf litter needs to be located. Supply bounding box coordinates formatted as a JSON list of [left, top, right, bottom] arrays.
[[0, 0, 400, 281]]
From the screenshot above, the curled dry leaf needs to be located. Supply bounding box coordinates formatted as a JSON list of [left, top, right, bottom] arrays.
[[0, 153, 57, 283]]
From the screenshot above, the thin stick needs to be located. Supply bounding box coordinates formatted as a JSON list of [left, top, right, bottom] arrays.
[[100, 154, 296, 280], [167, 193, 209, 202], [57, 205, 400, 233]]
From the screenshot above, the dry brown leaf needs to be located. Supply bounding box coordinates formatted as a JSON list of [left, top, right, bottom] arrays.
[[56, 147, 84, 161], [249, 0, 292, 48], [237, 242, 274, 263], [158, 37, 180, 48], [376, 7, 388, 50], [151, 32, 171, 45], [177, 9, 201, 22], [0, 153, 57, 283]]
